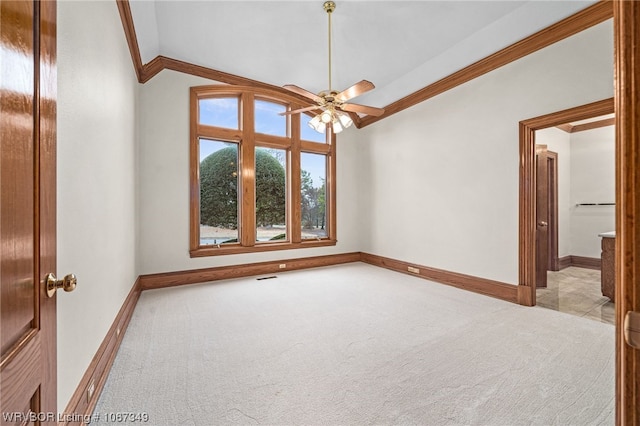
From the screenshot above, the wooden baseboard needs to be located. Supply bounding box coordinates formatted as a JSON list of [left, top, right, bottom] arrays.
[[558, 255, 572, 270], [558, 255, 601, 270], [139, 252, 362, 290], [360, 253, 518, 303], [570, 255, 601, 270], [60, 278, 141, 425]]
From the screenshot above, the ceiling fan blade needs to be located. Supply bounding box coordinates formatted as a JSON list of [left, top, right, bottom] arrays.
[[340, 102, 385, 117], [279, 105, 322, 116], [283, 85, 323, 103], [335, 80, 375, 102]]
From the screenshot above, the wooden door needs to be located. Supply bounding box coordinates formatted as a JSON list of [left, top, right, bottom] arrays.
[[546, 152, 559, 272], [535, 145, 549, 288], [1, 1, 57, 424]]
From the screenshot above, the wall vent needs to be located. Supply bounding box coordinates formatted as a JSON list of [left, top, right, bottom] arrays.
[[257, 276, 277, 281]]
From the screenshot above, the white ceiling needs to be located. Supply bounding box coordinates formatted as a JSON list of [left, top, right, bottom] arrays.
[[129, 0, 598, 109]]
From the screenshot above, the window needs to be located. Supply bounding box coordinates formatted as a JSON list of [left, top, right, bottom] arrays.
[[190, 86, 336, 256], [199, 139, 239, 245], [301, 152, 328, 239]]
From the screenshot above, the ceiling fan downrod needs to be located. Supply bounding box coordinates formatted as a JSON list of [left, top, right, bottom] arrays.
[[279, 0, 384, 132], [324, 1, 336, 93]]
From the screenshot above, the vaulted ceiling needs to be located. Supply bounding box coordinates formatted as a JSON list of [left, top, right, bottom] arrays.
[[128, 0, 598, 111]]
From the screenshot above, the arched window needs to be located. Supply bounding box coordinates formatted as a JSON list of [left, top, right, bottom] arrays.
[[190, 86, 336, 256]]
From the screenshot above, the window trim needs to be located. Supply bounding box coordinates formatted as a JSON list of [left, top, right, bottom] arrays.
[[189, 85, 337, 257]]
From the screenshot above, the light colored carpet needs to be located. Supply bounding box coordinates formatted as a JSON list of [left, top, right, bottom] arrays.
[[93, 263, 614, 425]]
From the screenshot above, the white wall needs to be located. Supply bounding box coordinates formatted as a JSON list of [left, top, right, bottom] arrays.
[[57, 0, 138, 409], [356, 20, 613, 285], [570, 125, 615, 258], [137, 71, 364, 274], [536, 127, 572, 257]]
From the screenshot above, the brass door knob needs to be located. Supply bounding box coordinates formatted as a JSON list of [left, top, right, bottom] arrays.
[[46, 273, 77, 298], [538, 221, 548, 227]]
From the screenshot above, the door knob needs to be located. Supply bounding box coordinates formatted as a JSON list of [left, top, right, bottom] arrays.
[[538, 221, 548, 227], [46, 273, 77, 298]]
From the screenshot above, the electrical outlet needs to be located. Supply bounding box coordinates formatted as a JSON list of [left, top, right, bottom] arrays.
[[279, 264, 286, 269], [87, 380, 95, 403], [408, 266, 420, 274]]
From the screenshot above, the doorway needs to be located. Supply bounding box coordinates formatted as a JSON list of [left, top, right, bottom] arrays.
[[532, 114, 615, 322], [517, 98, 614, 307]]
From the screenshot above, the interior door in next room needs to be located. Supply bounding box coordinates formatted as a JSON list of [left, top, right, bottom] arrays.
[[535, 144, 549, 288]]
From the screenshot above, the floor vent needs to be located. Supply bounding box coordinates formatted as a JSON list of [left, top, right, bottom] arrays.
[[256, 276, 277, 281]]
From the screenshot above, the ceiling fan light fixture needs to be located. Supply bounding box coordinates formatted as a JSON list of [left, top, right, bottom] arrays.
[[309, 115, 327, 133], [336, 111, 353, 129], [308, 109, 353, 134], [320, 110, 333, 124], [332, 118, 345, 134]]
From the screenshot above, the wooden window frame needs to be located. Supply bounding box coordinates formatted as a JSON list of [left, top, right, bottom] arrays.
[[189, 85, 337, 257]]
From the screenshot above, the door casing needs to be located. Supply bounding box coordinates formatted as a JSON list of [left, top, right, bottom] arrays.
[[614, 1, 640, 422]]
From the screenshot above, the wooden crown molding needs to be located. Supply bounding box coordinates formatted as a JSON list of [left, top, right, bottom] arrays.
[[156, 55, 363, 127], [115, 0, 143, 82], [571, 117, 616, 133], [116, 1, 610, 130], [358, 1, 613, 128], [555, 123, 574, 133], [555, 117, 616, 133], [114, 1, 360, 125]]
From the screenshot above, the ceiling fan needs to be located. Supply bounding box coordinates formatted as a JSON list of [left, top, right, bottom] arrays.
[[281, 1, 385, 134]]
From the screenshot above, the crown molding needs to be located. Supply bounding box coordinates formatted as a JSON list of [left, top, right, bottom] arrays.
[[115, 0, 143, 82], [116, 0, 611, 129], [115, 0, 357, 123], [359, 1, 613, 128]]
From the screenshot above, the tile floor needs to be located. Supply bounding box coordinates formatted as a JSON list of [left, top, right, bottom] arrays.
[[536, 266, 615, 325]]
